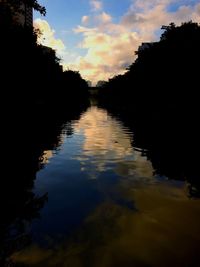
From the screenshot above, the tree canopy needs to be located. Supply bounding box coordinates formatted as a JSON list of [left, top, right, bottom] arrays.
[[98, 21, 200, 113], [1, 0, 46, 15]]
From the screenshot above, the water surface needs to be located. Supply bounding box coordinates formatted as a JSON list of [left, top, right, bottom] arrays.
[[11, 106, 200, 267]]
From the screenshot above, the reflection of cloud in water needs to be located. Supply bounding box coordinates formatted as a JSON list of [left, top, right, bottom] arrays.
[[12, 182, 200, 267], [11, 107, 200, 266], [115, 152, 153, 179], [74, 107, 133, 157], [73, 106, 153, 179], [40, 150, 53, 164], [12, 108, 200, 267]]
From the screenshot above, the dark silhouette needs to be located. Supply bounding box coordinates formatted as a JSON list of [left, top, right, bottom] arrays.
[[60, 70, 90, 107], [1, 1, 200, 264], [99, 21, 200, 114], [98, 21, 200, 197], [0, 0, 89, 114], [0, 102, 88, 266], [0, 0, 46, 17], [0, 1, 90, 265], [111, 110, 200, 198]]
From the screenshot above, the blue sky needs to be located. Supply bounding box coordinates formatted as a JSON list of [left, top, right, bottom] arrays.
[[35, 0, 131, 26], [34, 0, 200, 84], [34, 0, 131, 55]]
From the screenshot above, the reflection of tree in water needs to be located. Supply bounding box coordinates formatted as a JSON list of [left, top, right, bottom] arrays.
[[0, 108, 85, 267], [100, 106, 199, 198], [0, 191, 48, 267], [130, 117, 200, 199], [98, 22, 200, 198]]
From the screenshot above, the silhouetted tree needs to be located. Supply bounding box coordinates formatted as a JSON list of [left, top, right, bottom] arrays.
[[1, 0, 46, 15], [98, 21, 200, 196], [0, 5, 90, 264], [99, 21, 200, 114], [0, 0, 89, 111], [59, 70, 89, 108]]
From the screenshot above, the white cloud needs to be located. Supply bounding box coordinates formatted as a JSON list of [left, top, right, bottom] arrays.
[[96, 12, 112, 24], [90, 0, 103, 11], [74, 26, 98, 34], [67, 1, 200, 85], [35, 1, 200, 85], [67, 26, 140, 84], [82, 15, 90, 25], [121, 0, 200, 39], [34, 19, 66, 56]]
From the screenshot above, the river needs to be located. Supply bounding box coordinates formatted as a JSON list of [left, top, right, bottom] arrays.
[[7, 105, 200, 267]]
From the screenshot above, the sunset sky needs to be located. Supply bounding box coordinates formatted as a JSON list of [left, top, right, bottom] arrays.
[[34, 0, 200, 84]]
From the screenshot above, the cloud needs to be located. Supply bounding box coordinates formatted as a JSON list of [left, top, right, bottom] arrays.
[[67, 28, 140, 84], [12, 164, 200, 267], [34, 19, 66, 56], [68, 12, 142, 84], [35, 2, 200, 85], [82, 15, 90, 25], [74, 25, 98, 34], [66, 0, 200, 85], [90, 0, 103, 11], [71, 106, 153, 179], [96, 12, 112, 24], [121, 0, 200, 39]]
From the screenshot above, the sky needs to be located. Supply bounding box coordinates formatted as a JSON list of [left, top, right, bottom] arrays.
[[34, 0, 200, 84]]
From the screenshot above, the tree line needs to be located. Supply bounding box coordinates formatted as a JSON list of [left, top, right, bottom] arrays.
[[0, 3, 90, 264], [98, 21, 200, 197], [0, 0, 89, 113], [98, 21, 200, 120]]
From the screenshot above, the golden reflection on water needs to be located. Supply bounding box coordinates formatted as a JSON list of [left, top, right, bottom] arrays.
[[12, 106, 200, 267], [12, 183, 200, 267], [73, 106, 153, 179], [40, 150, 53, 164], [74, 107, 133, 158]]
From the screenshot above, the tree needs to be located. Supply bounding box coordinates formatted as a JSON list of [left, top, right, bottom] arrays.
[[99, 21, 200, 112], [0, 0, 45, 30], [6, 0, 46, 15]]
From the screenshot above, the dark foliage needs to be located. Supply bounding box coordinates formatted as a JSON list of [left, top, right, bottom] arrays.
[[99, 21, 200, 114], [0, 3, 90, 265], [98, 21, 200, 196], [0, 0, 46, 15], [0, 1, 89, 111]]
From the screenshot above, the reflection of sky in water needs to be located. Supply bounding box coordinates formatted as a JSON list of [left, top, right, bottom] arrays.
[[40, 150, 53, 164], [32, 106, 153, 242], [12, 106, 200, 267], [40, 106, 153, 180], [72, 106, 153, 179]]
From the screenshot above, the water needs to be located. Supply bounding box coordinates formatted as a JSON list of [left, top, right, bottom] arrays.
[[7, 106, 200, 266]]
